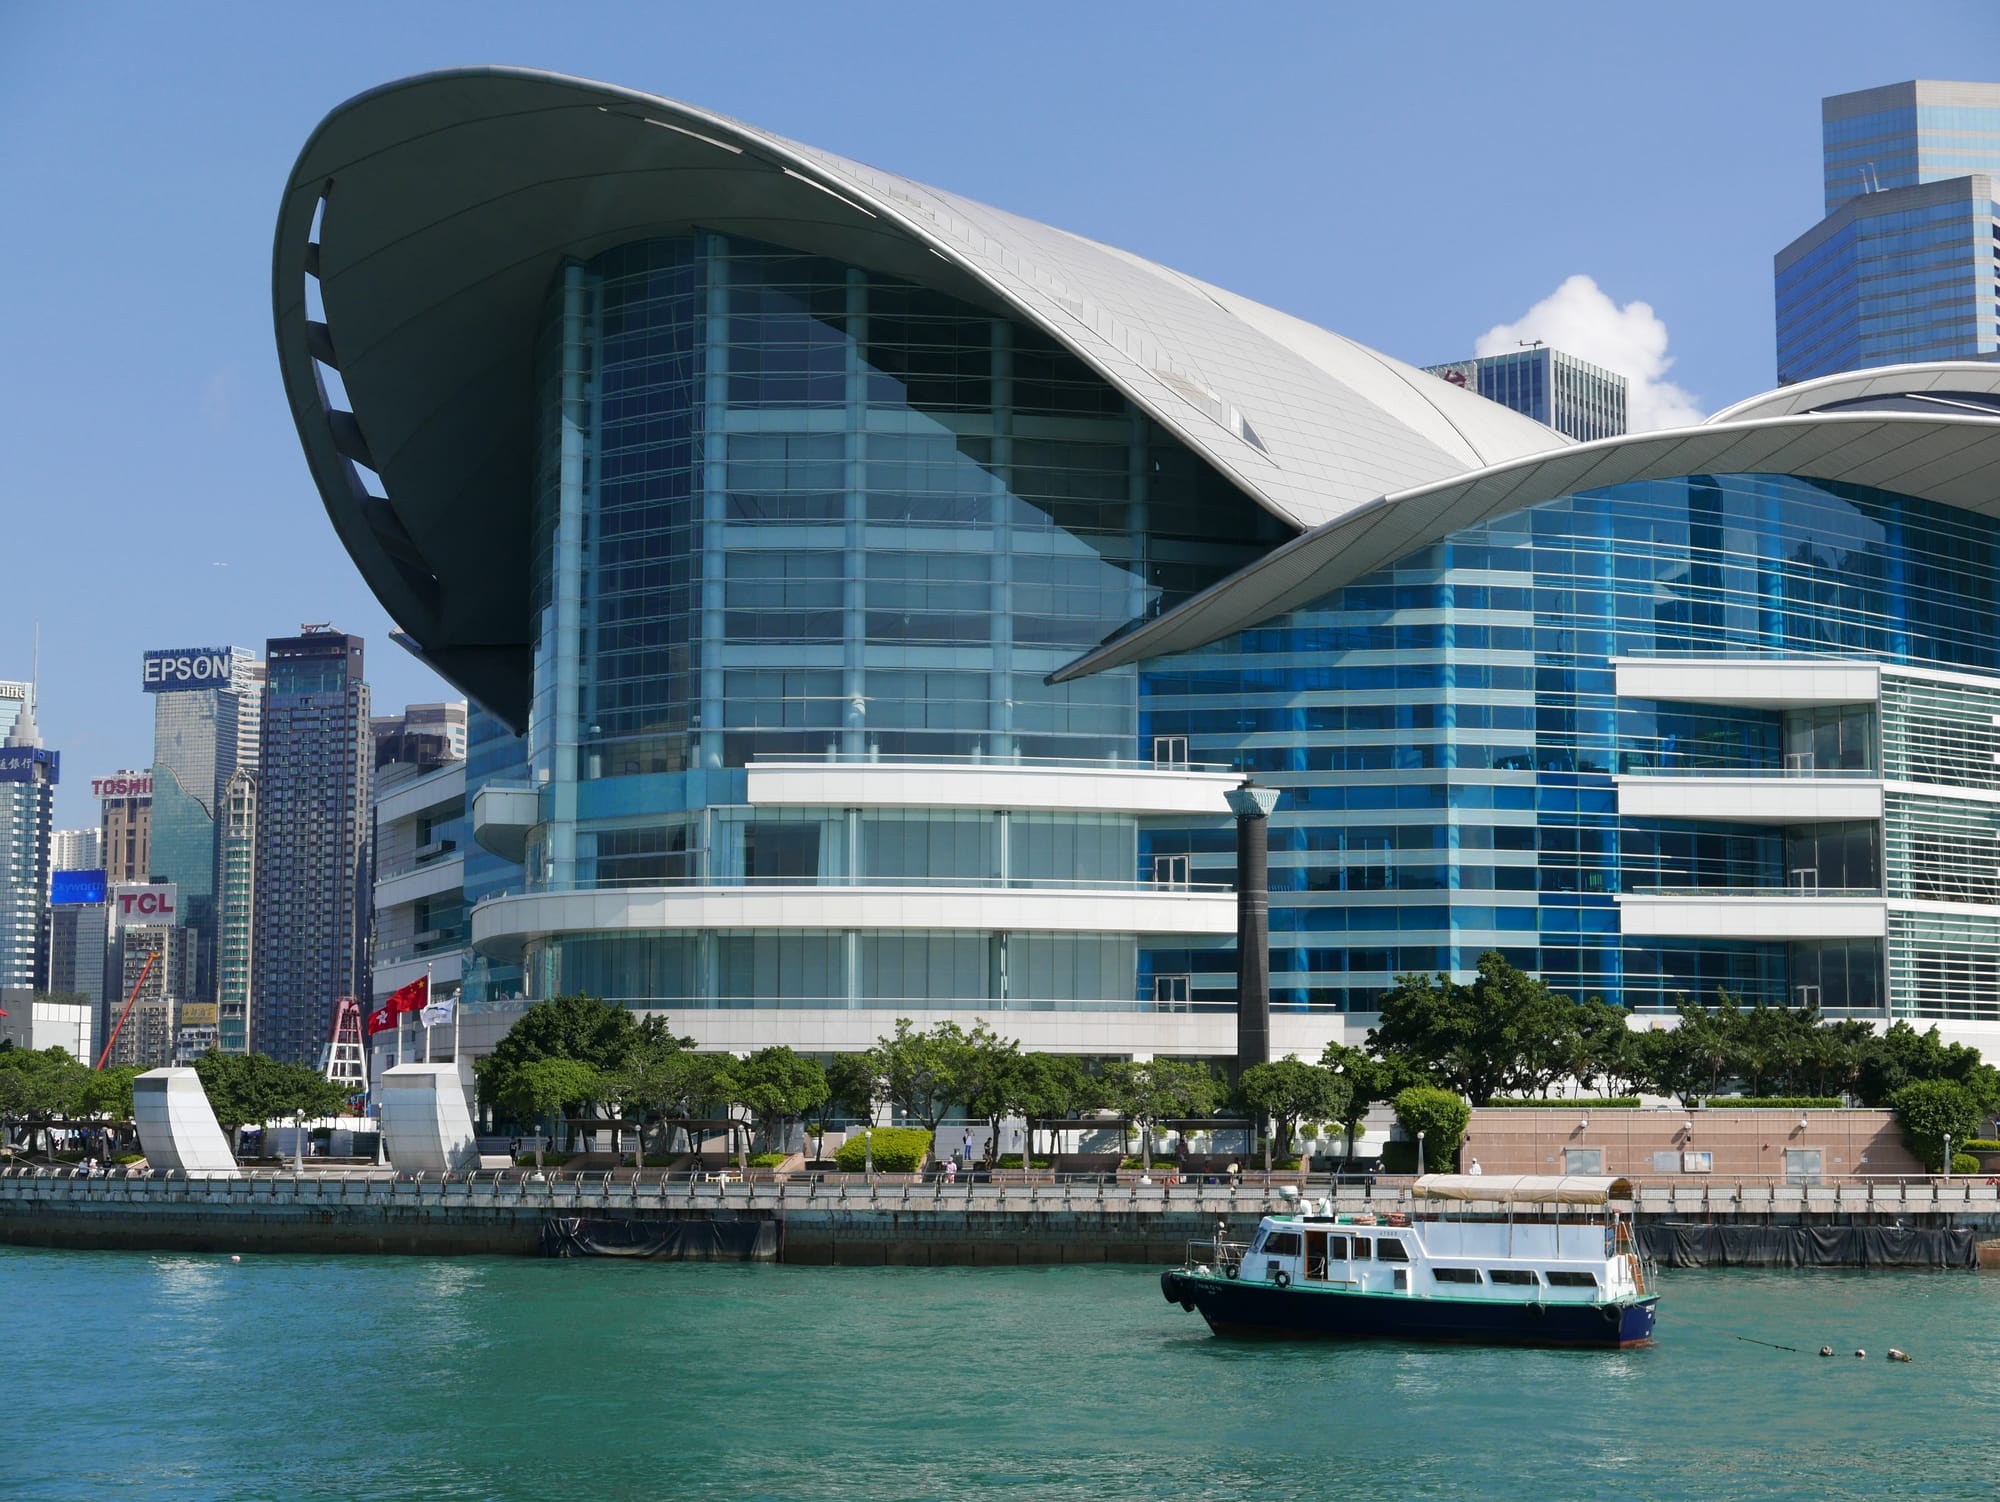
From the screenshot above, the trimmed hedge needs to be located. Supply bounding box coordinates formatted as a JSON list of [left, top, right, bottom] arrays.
[[747, 1152, 788, 1168], [833, 1127, 931, 1173], [1961, 1140, 2000, 1153], [1483, 1097, 1641, 1109], [1700, 1097, 1842, 1110], [993, 1156, 1053, 1169], [1952, 1153, 1982, 1175]]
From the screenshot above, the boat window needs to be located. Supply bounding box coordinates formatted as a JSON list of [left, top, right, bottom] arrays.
[[1375, 1237, 1409, 1263], [1248, 1229, 1267, 1255], [1325, 1234, 1348, 1260], [1545, 1270, 1599, 1288], [1265, 1232, 1302, 1257], [1432, 1267, 1482, 1284], [1489, 1269, 1539, 1286], [1350, 1237, 1372, 1260]]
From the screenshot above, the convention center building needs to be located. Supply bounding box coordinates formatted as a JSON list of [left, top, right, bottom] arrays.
[[276, 68, 2000, 1061]]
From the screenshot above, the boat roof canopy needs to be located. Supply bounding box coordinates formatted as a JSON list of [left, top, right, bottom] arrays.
[[1412, 1174, 1633, 1205]]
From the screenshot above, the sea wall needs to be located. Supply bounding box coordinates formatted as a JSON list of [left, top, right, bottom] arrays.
[[1465, 1107, 1922, 1178], [7, 1172, 2000, 1266]]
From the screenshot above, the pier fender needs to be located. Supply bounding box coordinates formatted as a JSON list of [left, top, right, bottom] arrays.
[[1601, 1304, 1621, 1327], [1525, 1302, 1547, 1318]]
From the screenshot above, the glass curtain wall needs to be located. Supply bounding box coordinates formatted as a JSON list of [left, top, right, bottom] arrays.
[[513, 233, 1278, 1011], [1143, 473, 2000, 1016]]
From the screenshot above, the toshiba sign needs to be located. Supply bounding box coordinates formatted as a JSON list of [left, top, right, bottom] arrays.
[[92, 771, 154, 800], [112, 883, 180, 926]]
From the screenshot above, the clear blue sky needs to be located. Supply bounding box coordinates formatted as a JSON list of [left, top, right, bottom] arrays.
[[4, 1, 1997, 830]]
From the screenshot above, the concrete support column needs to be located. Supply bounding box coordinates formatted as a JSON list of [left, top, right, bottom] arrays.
[[1227, 779, 1280, 1068]]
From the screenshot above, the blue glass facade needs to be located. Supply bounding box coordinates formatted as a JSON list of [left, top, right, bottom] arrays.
[[507, 235, 1280, 1007], [1779, 82, 2000, 383], [1141, 473, 2000, 1017]]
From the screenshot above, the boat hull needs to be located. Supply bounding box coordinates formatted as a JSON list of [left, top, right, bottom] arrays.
[[1162, 1270, 1656, 1349]]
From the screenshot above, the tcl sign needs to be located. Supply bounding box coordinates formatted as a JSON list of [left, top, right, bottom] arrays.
[[113, 884, 179, 924], [92, 772, 153, 800], [142, 649, 233, 693]]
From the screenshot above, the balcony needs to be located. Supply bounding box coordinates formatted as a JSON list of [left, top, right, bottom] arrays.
[[1612, 657, 1880, 709], [1616, 890, 1886, 940], [746, 753, 1240, 817], [469, 879, 1237, 960], [471, 781, 539, 862], [1613, 771, 1883, 825]]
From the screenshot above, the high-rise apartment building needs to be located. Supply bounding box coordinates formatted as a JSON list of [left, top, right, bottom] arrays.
[[95, 770, 152, 885], [49, 829, 100, 875], [44, 900, 108, 1058], [372, 702, 467, 768], [0, 683, 57, 991], [145, 647, 262, 1005], [1776, 80, 2000, 382], [109, 916, 196, 1070], [251, 628, 371, 1065], [1422, 348, 1627, 441], [215, 768, 256, 1054]]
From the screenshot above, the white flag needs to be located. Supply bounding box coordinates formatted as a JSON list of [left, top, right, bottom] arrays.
[[420, 997, 455, 1029]]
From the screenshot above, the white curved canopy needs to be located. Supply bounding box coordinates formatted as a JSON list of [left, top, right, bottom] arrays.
[[1051, 406, 2000, 681], [274, 67, 1565, 726], [1413, 1174, 1634, 1205], [1709, 361, 2000, 424]]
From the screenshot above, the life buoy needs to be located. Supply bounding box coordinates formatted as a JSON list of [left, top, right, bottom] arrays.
[[1274, 1270, 1291, 1289], [1225, 1262, 1239, 1280]]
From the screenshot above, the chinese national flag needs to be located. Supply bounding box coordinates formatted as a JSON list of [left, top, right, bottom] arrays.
[[365, 975, 428, 1035]]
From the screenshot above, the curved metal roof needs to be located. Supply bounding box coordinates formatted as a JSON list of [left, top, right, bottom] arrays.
[[1708, 361, 2000, 423], [1049, 406, 2000, 681], [274, 67, 1566, 727]]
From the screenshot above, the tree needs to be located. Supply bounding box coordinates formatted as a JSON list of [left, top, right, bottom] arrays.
[[494, 1059, 603, 1167], [818, 1054, 880, 1163], [1369, 952, 1577, 1106], [869, 1019, 992, 1145], [952, 1023, 1022, 1167], [1569, 997, 1637, 1097], [1239, 1057, 1350, 1165], [1391, 1086, 1471, 1173], [1012, 1053, 1097, 1162], [1890, 1078, 1983, 1171], [1101, 1059, 1220, 1171], [0, 1048, 89, 1156], [1318, 1042, 1424, 1162], [1857, 1022, 2000, 1116], [731, 1047, 829, 1156], [476, 993, 642, 1120]]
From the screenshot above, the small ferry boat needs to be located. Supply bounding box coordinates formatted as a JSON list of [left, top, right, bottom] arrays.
[[1161, 1174, 1657, 1348]]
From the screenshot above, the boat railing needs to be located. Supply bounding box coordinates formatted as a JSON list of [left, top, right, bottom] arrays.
[[1184, 1238, 1249, 1275]]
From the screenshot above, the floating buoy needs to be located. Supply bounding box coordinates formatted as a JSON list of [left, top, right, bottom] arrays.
[[229, 1255, 241, 1263], [1819, 1346, 1833, 1357], [1854, 1349, 1866, 1358], [1888, 1348, 1913, 1363]]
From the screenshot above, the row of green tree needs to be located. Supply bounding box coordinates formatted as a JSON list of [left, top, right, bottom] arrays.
[[0, 1043, 358, 1159], [477, 995, 1364, 1168], [1368, 952, 2000, 1113]]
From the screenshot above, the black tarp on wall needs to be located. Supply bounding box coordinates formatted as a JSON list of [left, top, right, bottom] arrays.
[[540, 1216, 777, 1261], [1639, 1221, 1977, 1269]]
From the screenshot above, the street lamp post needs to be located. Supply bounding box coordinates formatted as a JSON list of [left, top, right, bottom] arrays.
[[1944, 1132, 1952, 1182], [1417, 1130, 1426, 1177], [864, 1125, 873, 1177], [1224, 779, 1282, 1071]]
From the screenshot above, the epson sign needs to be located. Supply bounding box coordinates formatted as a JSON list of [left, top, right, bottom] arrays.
[[143, 649, 233, 693]]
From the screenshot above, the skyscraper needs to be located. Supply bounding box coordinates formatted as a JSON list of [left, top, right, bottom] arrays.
[[49, 829, 100, 875], [251, 628, 371, 1065], [1422, 347, 1627, 440], [95, 770, 152, 885], [371, 701, 468, 769], [1776, 80, 2000, 383], [0, 683, 57, 991], [215, 767, 256, 1054], [145, 646, 262, 1005]]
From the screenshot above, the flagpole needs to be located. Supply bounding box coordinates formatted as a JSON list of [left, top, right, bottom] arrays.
[[422, 964, 432, 1064]]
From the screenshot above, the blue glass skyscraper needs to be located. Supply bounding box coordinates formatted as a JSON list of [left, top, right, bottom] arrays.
[[1776, 80, 2000, 383]]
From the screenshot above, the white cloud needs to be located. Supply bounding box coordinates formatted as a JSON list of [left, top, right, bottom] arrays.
[[1474, 275, 1703, 432]]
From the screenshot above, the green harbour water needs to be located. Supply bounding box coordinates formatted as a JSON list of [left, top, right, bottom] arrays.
[[6, 1246, 1998, 1501]]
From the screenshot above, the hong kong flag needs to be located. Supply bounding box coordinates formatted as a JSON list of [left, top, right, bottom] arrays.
[[365, 975, 429, 1035]]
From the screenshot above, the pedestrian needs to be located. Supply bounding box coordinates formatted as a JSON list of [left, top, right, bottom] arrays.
[[962, 1131, 974, 1165], [944, 1158, 957, 1185], [1469, 1157, 1484, 1176]]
